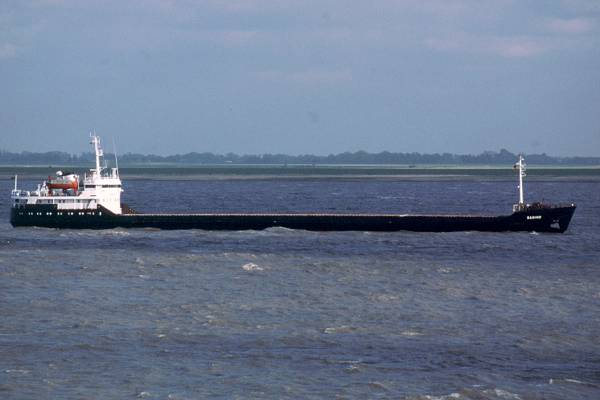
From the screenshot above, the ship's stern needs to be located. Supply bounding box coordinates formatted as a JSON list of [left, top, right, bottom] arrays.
[[9, 206, 18, 227]]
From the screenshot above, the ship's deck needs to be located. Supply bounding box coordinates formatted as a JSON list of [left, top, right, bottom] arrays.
[[120, 212, 499, 218]]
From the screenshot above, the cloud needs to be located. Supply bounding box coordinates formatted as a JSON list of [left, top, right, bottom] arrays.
[[493, 38, 548, 58], [0, 43, 18, 59], [257, 68, 353, 84], [545, 17, 595, 34], [199, 29, 262, 46], [4, 0, 599, 61], [559, 0, 600, 13], [425, 34, 551, 58]]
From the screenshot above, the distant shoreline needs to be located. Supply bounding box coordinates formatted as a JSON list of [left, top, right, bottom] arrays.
[[3, 165, 600, 181], [2, 148, 600, 167]]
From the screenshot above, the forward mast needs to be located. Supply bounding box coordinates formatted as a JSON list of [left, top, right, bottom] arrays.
[[513, 154, 527, 212]]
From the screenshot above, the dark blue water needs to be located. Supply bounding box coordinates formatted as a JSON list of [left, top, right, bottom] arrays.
[[1, 177, 599, 399]]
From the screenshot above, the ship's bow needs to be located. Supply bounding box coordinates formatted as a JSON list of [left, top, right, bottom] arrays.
[[553, 204, 576, 233]]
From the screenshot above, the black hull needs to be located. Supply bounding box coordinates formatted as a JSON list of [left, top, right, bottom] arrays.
[[10, 204, 576, 233]]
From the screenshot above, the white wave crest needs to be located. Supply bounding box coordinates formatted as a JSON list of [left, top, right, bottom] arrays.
[[324, 325, 354, 334], [401, 330, 423, 337], [242, 262, 263, 271]]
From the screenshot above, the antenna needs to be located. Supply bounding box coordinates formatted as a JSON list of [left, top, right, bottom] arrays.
[[14, 174, 18, 191]]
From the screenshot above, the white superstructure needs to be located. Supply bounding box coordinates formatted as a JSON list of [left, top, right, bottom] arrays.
[[11, 133, 123, 214]]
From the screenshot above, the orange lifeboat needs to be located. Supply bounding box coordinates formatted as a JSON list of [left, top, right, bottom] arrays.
[[48, 171, 79, 191]]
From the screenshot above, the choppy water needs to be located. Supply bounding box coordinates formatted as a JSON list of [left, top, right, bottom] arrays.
[[1, 177, 599, 399]]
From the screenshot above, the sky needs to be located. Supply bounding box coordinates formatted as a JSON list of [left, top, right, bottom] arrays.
[[1, 0, 599, 156]]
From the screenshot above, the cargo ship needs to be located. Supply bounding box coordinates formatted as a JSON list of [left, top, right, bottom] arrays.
[[10, 134, 576, 232]]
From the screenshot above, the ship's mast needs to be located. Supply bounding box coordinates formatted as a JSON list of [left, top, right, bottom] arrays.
[[515, 155, 526, 206]]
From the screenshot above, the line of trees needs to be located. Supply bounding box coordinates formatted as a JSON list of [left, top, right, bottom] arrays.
[[1, 148, 599, 165]]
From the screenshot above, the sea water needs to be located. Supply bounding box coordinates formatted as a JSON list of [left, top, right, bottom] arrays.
[[0, 176, 599, 399]]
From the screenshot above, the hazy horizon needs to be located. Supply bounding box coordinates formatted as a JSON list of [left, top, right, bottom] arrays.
[[1, 1, 599, 156], [2, 140, 600, 159], [0, 146, 600, 165]]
